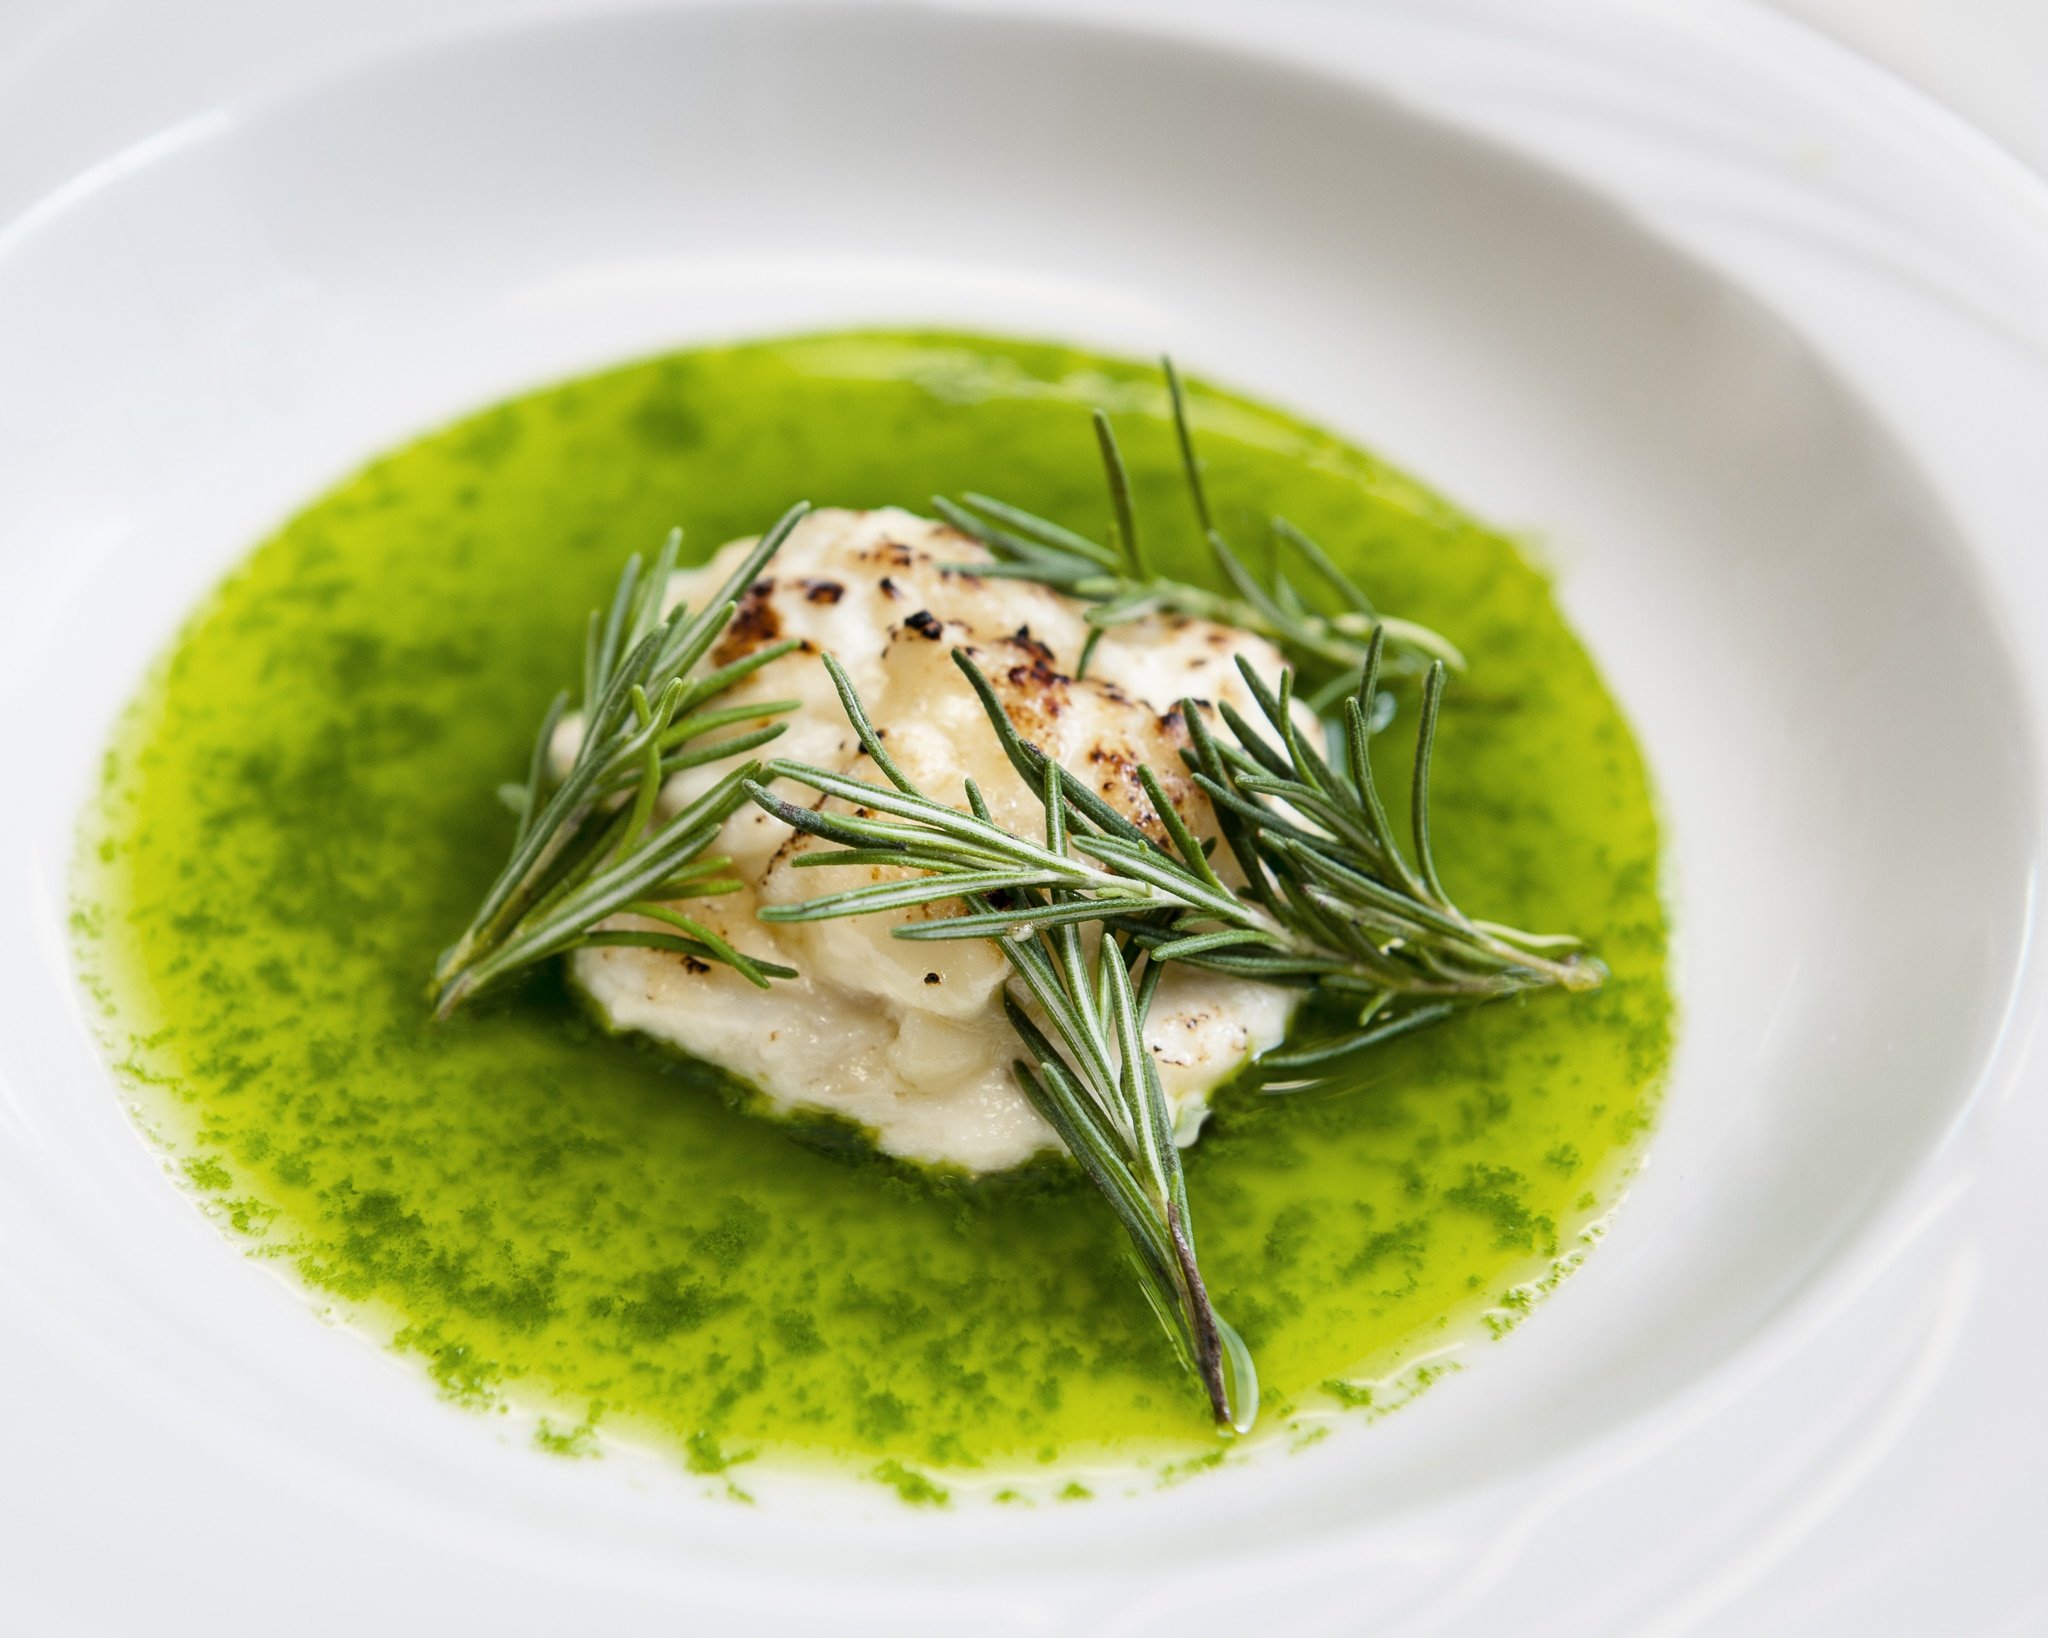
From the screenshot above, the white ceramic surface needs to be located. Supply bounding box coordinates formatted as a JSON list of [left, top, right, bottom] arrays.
[[3, 3, 2046, 1632], [1770, 0, 2048, 176]]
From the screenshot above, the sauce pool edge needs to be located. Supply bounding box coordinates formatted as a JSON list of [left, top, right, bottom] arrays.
[[71, 330, 1673, 1502]]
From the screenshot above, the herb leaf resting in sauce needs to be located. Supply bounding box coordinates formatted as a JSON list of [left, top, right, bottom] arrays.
[[431, 505, 811, 1017], [748, 626, 1602, 1425], [753, 653, 1260, 1429]]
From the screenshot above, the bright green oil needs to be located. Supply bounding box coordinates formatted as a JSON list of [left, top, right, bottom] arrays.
[[74, 332, 1670, 1498]]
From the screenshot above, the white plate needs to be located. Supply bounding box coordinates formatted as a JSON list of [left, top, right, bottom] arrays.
[[2, 2, 2045, 1631]]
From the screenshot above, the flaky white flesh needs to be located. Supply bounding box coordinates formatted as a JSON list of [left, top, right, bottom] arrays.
[[564, 508, 1300, 1173]]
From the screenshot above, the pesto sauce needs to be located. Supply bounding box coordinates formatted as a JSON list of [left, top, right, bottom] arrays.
[[75, 332, 1671, 1493]]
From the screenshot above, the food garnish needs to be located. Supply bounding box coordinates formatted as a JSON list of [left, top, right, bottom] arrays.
[[430, 506, 810, 1018], [936, 360, 1464, 708]]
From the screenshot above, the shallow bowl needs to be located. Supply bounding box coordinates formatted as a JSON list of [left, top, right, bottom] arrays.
[[0, 2, 2042, 1630]]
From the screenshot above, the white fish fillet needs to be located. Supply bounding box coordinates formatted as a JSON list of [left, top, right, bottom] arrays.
[[565, 507, 1302, 1173]]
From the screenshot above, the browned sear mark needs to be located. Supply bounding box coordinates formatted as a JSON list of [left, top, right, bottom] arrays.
[[1003, 647, 1064, 692], [1007, 626, 1057, 665], [1085, 729, 1200, 843], [710, 579, 781, 664], [905, 609, 944, 640], [1090, 744, 1150, 813], [801, 579, 844, 604]]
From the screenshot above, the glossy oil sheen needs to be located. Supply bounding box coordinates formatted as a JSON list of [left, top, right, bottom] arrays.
[[75, 333, 1670, 1497]]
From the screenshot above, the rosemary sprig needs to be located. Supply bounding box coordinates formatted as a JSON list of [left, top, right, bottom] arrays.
[[750, 639, 1601, 1080], [749, 655, 1257, 1429], [430, 506, 813, 1018], [744, 640, 1599, 1426], [935, 359, 1465, 710]]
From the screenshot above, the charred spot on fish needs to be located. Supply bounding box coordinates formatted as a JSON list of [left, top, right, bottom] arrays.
[[905, 609, 944, 640], [1007, 626, 1057, 665], [711, 580, 781, 663], [802, 579, 845, 604], [1004, 654, 1064, 690]]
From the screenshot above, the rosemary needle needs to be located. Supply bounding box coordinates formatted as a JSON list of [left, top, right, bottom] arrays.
[[430, 505, 811, 1018], [935, 357, 1465, 709]]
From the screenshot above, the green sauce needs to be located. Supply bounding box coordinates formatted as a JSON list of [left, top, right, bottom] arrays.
[[74, 332, 1670, 1496]]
